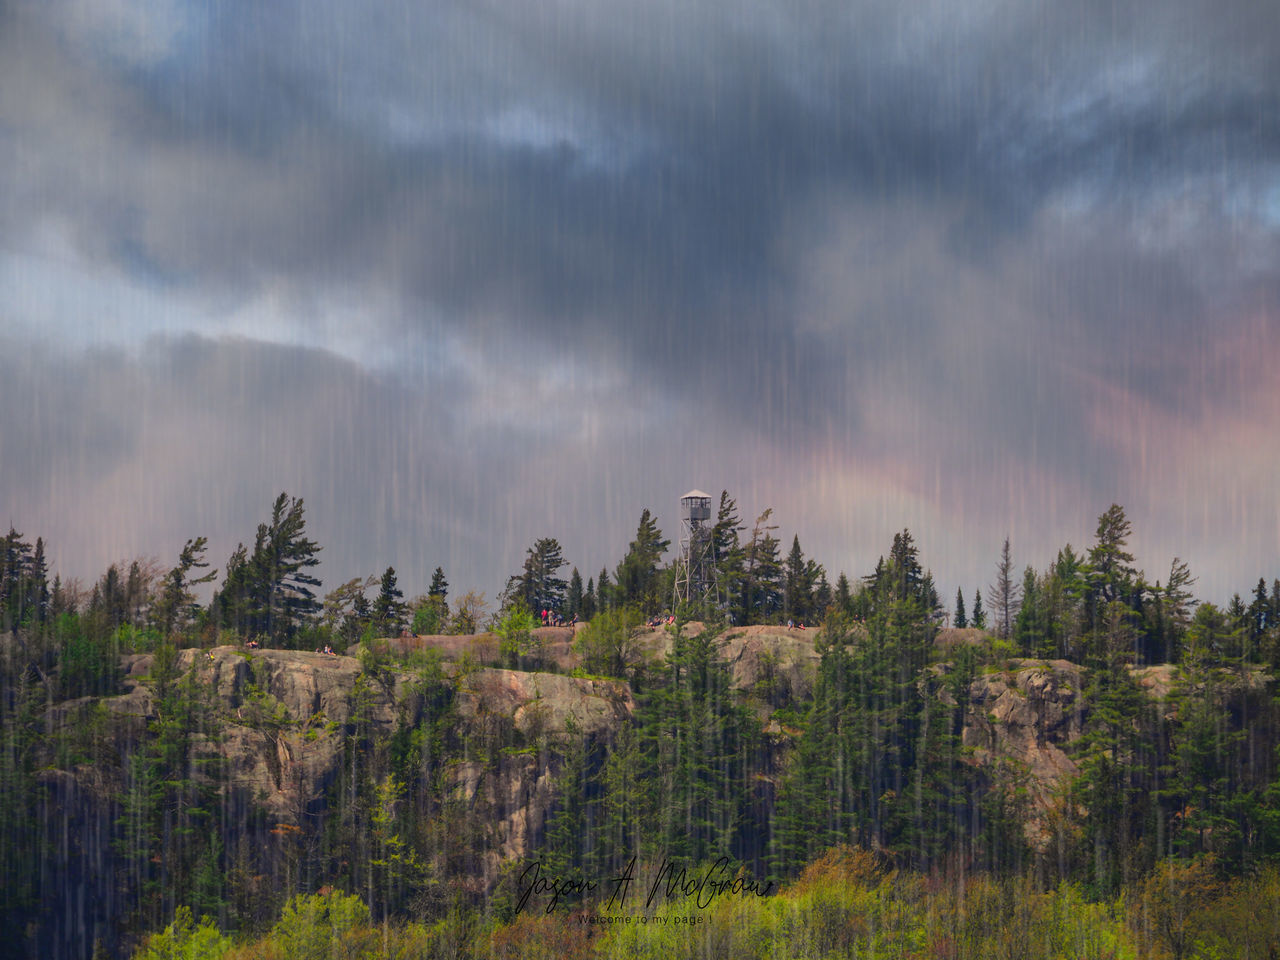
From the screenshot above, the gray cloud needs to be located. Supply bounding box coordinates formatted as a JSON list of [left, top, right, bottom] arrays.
[[2, 0, 1278, 603]]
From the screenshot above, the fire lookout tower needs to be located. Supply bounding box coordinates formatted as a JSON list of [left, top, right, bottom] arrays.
[[672, 489, 719, 608]]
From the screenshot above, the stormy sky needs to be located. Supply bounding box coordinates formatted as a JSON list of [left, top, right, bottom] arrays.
[[2, 0, 1277, 608]]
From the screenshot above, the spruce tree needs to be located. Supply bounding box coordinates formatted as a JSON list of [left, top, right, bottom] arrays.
[[741, 510, 783, 623], [597, 568, 611, 612], [372, 567, 408, 636], [1012, 566, 1048, 656], [1248, 577, 1270, 645], [814, 571, 832, 618], [834, 572, 853, 613], [784, 535, 807, 622], [427, 567, 448, 602], [615, 509, 669, 613], [711, 491, 746, 618], [0, 528, 36, 634], [972, 590, 986, 630], [954, 588, 967, 628], [567, 567, 584, 618]]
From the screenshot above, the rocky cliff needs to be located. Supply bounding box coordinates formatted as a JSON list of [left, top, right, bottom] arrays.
[[92, 648, 634, 865], [62, 639, 1113, 867], [65, 641, 1106, 862]]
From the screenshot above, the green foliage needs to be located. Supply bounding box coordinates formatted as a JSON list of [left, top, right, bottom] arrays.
[[494, 601, 540, 668], [270, 891, 372, 960], [124, 854, 1280, 960], [574, 605, 645, 679], [614, 509, 670, 614], [782, 535, 823, 625], [13, 499, 1280, 957], [1013, 565, 1049, 656], [212, 492, 322, 645], [0, 528, 48, 634], [372, 566, 409, 637], [631, 622, 762, 869], [773, 594, 971, 874], [57, 612, 122, 699], [566, 567, 584, 618], [132, 906, 230, 960], [369, 775, 424, 919], [1070, 657, 1157, 895], [153, 537, 217, 641], [117, 655, 228, 935], [739, 510, 784, 623], [410, 600, 442, 635], [506, 538, 569, 615]]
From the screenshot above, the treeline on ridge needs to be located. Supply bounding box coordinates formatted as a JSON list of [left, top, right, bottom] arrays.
[[3, 493, 1280, 958]]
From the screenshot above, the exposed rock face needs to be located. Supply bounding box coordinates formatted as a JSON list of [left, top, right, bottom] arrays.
[[957, 659, 1086, 845], [456, 667, 633, 740], [396, 622, 829, 703], [106, 648, 406, 823], [81, 647, 635, 887], [449, 668, 634, 879], [963, 660, 1085, 784], [715, 627, 823, 705], [631, 623, 825, 704]]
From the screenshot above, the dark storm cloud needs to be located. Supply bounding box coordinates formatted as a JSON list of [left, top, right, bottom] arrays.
[[0, 333, 791, 602], [2, 0, 1278, 599], [0, 334, 521, 594]]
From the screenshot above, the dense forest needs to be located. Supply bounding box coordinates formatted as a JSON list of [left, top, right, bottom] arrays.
[[3, 492, 1280, 959]]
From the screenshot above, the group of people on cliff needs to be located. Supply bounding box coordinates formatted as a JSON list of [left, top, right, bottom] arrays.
[[540, 609, 577, 628]]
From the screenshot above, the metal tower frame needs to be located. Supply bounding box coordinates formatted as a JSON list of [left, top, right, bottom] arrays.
[[672, 489, 719, 609]]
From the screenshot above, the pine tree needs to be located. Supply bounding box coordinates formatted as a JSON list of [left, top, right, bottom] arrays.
[[615, 509, 669, 613], [214, 493, 322, 644], [583, 577, 597, 620], [987, 537, 1021, 640], [1084, 505, 1138, 616], [741, 510, 783, 623], [1248, 577, 1270, 645], [784, 535, 808, 623], [954, 588, 967, 628], [1164, 558, 1198, 658], [971, 590, 986, 630], [154, 537, 217, 639], [1012, 566, 1048, 656], [597, 568, 611, 612], [813, 571, 832, 618], [1, 528, 37, 634], [372, 567, 408, 636], [427, 567, 448, 602], [566, 567, 584, 618], [324, 576, 376, 640], [28, 538, 49, 629], [504, 538, 569, 614], [887, 530, 924, 604], [711, 491, 746, 618], [834, 573, 853, 614], [920, 570, 942, 621]]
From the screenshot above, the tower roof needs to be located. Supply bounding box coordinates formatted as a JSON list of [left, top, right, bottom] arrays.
[[681, 489, 711, 500]]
